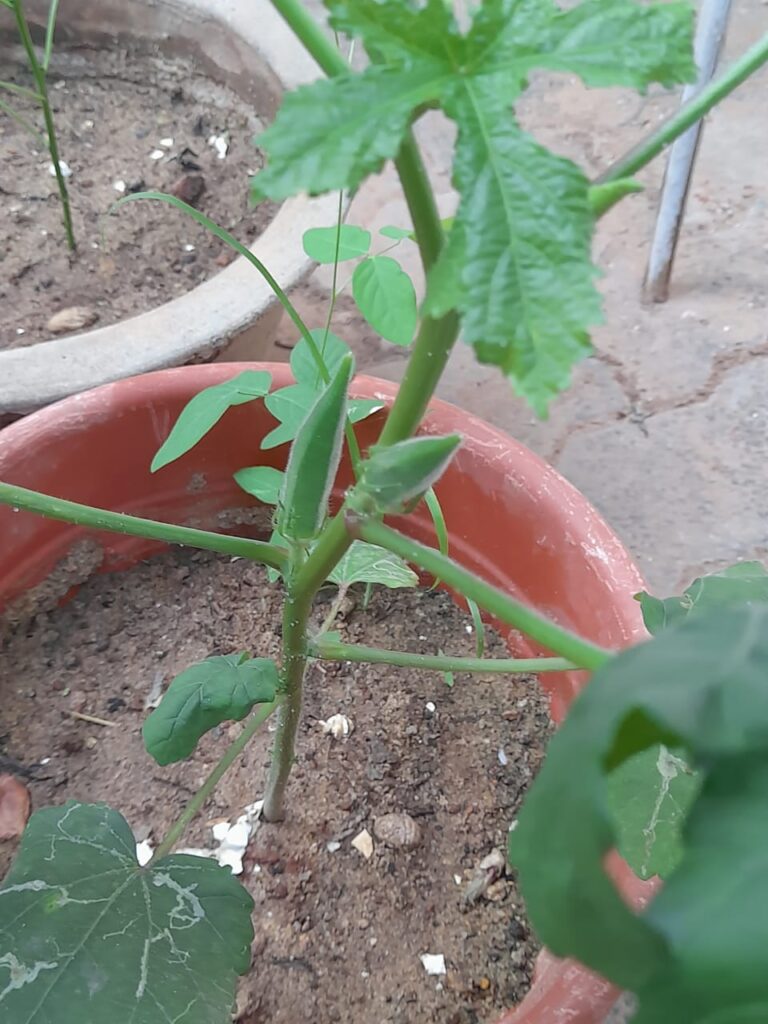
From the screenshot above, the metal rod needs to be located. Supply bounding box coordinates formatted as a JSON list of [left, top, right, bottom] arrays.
[[643, 0, 733, 303]]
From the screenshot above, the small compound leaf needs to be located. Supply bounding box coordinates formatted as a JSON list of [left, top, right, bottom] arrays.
[[360, 434, 461, 512], [291, 330, 352, 391], [234, 466, 285, 505], [251, 64, 447, 200], [379, 225, 413, 240], [0, 801, 254, 1024], [279, 355, 353, 541], [143, 654, 278, 765], [264, 338, 379, 449], [262, 383, 317, 449], [152, 370, 271, 471], [303, 225, 371, 263], [636, 561, 768, 635], [607, 745, 700, 880], [328, 541, 418, 589], [352, 256, 418, 346], [349, 397, 384, 423]]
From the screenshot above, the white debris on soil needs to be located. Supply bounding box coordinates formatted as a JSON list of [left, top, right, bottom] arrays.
[[159, 137, 174, 148], [208, 133, 229, 159], [150, 149, 165, 160], [113, 180, 126, 193], [326, 840, 341, 853], [49, 160, 72, 177], [178, 799, 263, 875], [136, 840, 153, 866], [320, 714, 354, 739], [351, 828, 374, 859], [420, 953, 446, 976], [425, 701, 436, 713], [144, 670, 165, 710], [497, 747, 508, 766]]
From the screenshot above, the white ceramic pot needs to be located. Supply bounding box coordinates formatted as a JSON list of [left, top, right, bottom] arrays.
[[0, 0, 339, 415]]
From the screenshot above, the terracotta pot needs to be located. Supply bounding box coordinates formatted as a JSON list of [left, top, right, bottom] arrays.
[[0, 363, 650, 1022]]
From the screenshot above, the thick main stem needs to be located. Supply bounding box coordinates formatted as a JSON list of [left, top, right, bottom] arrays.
[[13, 0, 75, 251], [312, 637, 575, 675], [0, 481, 288, 572], [357, 521, 613, 671], [262, 557, 313, 821], [596, 32, 768, 184]]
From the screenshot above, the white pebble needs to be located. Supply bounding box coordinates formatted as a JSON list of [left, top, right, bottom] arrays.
[[150, 149, 164, 160], [425, 701, 436, 713], [420, 953, 446, 976], [48, 160, 72, 177], [159, 137, 174, 148], [113, 180, 127, 193]]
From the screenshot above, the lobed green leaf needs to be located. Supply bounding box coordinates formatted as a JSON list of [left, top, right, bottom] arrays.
[[143, 654, 278, 765], [251, 64, 449, 201], [234, 465, 285, 505], [511, 604, 768, 1018], [0, 802, 254, 1024], [636, 561, 768, 635]]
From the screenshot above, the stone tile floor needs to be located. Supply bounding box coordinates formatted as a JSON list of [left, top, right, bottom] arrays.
[[266, 0, 768, 596]]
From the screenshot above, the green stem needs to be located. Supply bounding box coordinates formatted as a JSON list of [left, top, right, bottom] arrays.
[[312, 637, 575, 675], [356, 521, 613, 672], [153, 699, 280, 860], [263, 555, 311, 821], [13, 0, 75, 251], [393, 132, 444, 274], [596, 33, 768, 184], [113, 191, 363, 475], [293, 512, 353, 600], [0, 481, 288, 572], [377, 312, 460, 446]]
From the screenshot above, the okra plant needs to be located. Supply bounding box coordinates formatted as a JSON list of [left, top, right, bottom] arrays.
[[1, 1, 767, 1021], [1, 0, 75, 249]]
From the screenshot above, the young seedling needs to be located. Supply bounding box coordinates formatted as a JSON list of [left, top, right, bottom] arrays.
[[1, 0, 75, 250], [0, 2, 767, 1021]]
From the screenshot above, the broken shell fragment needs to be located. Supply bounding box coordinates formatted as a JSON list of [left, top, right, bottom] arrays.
[[320, 714, 354, 739]]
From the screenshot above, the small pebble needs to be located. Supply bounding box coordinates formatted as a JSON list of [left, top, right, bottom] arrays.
[[47, 307, 99, 335], [374, 812, 421, 850], [170, 173, 206, 206]]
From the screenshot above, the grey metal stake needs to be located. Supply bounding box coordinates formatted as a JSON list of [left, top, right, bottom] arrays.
[[643, 0, 733, 303]]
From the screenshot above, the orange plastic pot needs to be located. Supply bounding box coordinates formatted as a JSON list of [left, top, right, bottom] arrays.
[[0, 364, 651, 1022]]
